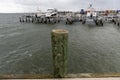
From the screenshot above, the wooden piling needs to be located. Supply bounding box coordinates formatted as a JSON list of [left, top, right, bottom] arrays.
[[31, 16, 34, 23], [22, 17, 24, 22], [51, 29, 68, 78], [28, 18, 30, 22], [25, 17, 27, 22], [19, 17, 21, 22]]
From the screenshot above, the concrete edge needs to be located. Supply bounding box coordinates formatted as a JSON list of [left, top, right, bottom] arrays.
[[1, 73, 120, 79]]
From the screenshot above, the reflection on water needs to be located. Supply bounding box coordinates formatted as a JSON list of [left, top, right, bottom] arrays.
[[0, 14, 120, 74]]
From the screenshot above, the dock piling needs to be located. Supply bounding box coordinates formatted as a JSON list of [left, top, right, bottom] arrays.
[[51, 29, 68, 78], [19, 17, 21, 22]]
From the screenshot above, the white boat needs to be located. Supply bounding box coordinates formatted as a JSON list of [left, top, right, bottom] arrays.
[[45, 9, 58, 17], [81, 4, 103, 26]]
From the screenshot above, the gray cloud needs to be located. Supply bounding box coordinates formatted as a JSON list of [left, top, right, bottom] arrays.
[[0, 0, 120, 13]]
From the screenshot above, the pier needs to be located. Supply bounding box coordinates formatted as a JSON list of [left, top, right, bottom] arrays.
[[19, 9, 120, 26], [19, 9, 84, 24], [19, 15, 76, 24]]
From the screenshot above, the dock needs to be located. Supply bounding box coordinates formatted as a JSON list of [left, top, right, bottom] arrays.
[[19, 9, 84, 24], [19, 9, 120, 26]]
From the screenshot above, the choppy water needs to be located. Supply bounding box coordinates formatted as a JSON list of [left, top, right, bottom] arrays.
[[0, 13, 120, 74]]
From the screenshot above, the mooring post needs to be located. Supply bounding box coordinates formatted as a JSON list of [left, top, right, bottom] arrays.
[[19, 17, 21, 22], [51, 29, 68, 78]]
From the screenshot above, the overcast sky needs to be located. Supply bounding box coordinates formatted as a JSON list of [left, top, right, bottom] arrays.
[[0, 0, 119, 13]]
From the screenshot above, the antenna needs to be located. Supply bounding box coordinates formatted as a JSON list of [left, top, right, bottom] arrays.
[[88, 3, 93, 9]]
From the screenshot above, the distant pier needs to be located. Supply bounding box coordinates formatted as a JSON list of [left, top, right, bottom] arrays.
[[19, 9, 120, 26], [19, 15, 79, 24], [19, 9, 83, 24]]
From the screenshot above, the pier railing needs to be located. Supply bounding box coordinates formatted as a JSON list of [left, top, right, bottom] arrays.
[[1, 29, 120, 79]]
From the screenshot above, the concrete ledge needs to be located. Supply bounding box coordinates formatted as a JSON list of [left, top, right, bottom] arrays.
[[0, 74, 53, 79], [66, 73, 120, 78], [3, 78, 120, 80], [1, 73, 120, 79]]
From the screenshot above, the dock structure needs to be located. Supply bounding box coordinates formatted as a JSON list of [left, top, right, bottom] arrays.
[[19, 15, 34, 23], [20, 15, 61, 24], [19, 15, 75, 24], [114, 17, 120, 26], [113, 13, 120, 26], [19, 8, 120, 25], [19, 9, 80, 24]]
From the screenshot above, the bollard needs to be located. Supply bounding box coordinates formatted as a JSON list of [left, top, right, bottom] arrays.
[[51, 29, 68, 78]]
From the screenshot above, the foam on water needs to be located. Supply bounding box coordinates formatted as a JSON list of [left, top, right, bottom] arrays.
[[7, 32, 22, 37]]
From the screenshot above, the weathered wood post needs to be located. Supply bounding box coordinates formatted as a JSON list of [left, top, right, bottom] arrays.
[[31, 16, 34, 23], [25, 17, 27, 22], [19, 17, 21, 22], [51, 29, 68, 78]]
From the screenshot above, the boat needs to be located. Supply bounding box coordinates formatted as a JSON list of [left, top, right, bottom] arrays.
[[81, 4, 103, 26]]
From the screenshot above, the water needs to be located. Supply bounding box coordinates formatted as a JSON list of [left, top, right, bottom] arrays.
[[0, 13, 120, 74]]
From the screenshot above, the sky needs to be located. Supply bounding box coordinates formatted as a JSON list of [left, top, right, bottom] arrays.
[[0, 0, 119, 13]]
